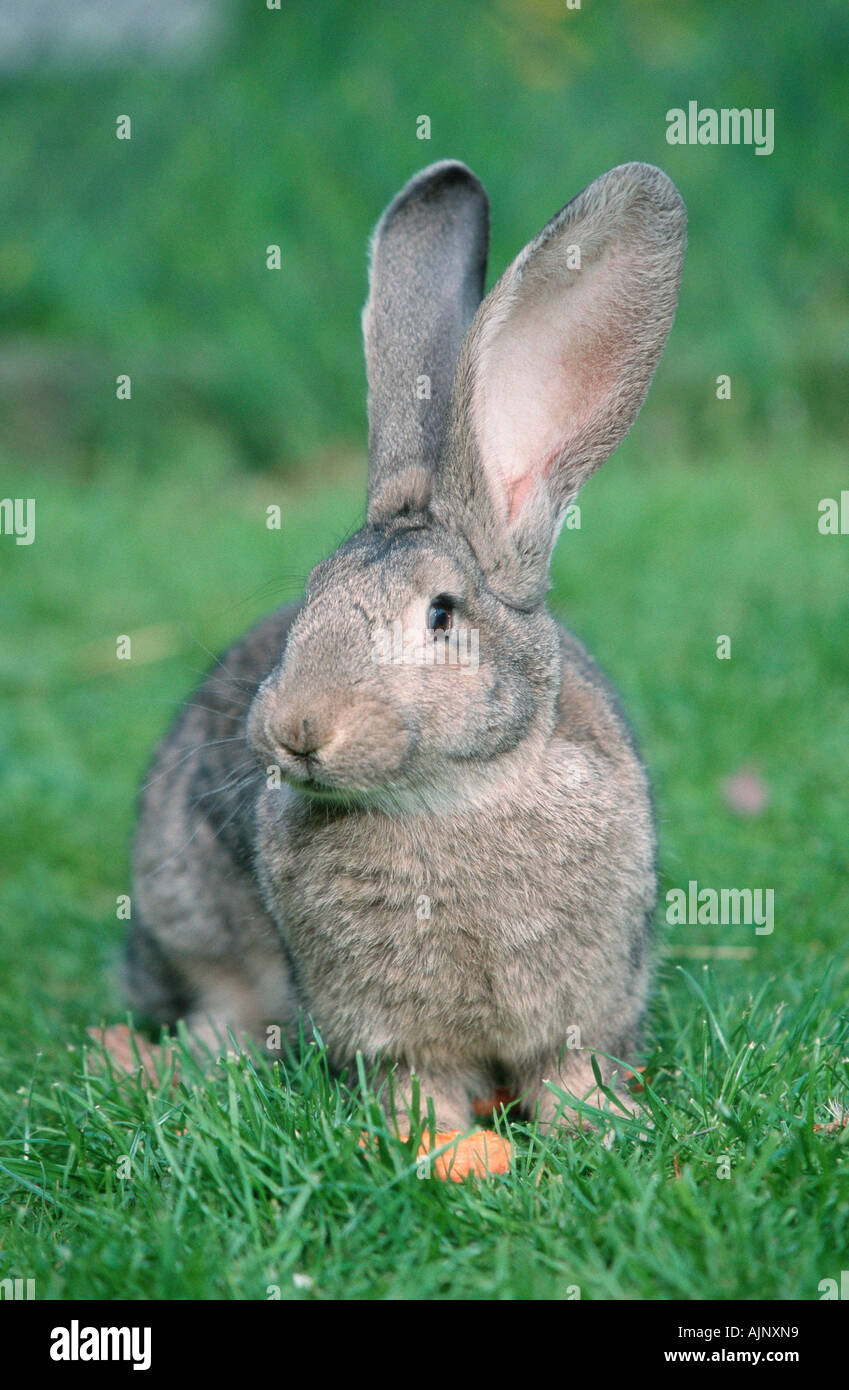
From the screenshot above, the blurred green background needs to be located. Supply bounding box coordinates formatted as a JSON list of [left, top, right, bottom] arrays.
[[1, 0, 849, 1301], [0, 0, 846, 474]]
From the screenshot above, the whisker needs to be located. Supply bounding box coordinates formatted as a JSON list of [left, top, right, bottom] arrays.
[[221, 575, 307, 612], [173, 701, 252, 720], [146, 769, 258, 877], [192, 763, 259, 803], [183, 658, 260, 692], [140, 736, 250, 793], [202, 777, 261, 840]]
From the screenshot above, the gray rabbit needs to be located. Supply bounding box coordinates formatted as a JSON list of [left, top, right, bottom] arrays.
[[126, 161, 686, 1148]]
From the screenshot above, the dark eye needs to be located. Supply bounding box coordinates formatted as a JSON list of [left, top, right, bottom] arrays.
[[427, 596, 454, 634]]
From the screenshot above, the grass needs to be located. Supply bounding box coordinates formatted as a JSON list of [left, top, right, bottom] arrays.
[[2, 0, 848, 467], [1, 434, 848, 1299]]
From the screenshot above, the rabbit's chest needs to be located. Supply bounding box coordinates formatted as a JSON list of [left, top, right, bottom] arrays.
[[268, 804, 572, 1057]]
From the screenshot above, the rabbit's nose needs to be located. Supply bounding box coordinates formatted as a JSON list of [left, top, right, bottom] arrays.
[[274, 715, 324, 759]]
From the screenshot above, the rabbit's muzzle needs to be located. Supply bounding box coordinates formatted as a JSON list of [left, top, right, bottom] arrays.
[[247, 670, 412, 796]]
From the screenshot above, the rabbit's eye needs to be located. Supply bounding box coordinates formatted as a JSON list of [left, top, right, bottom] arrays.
[[427, 597, 454, 635]]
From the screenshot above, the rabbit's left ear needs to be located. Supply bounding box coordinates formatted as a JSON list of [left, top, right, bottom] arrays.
[[436, 163, 686, 607], [363, 161, 489, 523]]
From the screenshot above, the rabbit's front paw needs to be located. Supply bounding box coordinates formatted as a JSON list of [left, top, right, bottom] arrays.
[[523, 1056, 642, 1132]]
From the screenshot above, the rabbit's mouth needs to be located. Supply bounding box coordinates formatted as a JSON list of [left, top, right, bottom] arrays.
[[279, 755, 421, 808], [279, 758, 336, 796], [295, 774, 343, 799], [279, 756, 376, 803], [287, 773, 382, 807]]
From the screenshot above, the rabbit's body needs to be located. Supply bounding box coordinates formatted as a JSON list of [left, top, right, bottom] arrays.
[[126, 159, 684, 1132], [130, 593, 652, 1125], [254, 636, 654, 1129]]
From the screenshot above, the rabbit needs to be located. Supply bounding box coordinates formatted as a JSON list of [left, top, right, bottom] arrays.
[[125, 159, 685, 1148]]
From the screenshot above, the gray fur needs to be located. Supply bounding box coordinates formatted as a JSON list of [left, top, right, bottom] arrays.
[[436, 162, 687, 606], [363, 160, 489, 522], [127, 161, 686, 1129]]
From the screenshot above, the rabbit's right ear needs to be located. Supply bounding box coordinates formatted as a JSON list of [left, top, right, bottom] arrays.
[[363, 161, 489, 523], [436, 163, 686, 607]]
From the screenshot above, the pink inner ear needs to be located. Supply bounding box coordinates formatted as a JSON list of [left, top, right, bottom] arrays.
[[505, 470, 535, 523], [493, 338, 607, 526], [505, 448, 558, 523], [474, 242, 636, 531]]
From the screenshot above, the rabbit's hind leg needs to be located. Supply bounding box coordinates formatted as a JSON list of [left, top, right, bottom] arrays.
[[121, 826, 298, 1070], [100, 913, 295, 1085]]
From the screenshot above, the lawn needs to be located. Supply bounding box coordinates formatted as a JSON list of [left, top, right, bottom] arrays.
[[1, 436, 847, 1300]]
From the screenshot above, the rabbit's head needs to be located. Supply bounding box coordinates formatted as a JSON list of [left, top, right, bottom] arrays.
[[248, 161, 685, 806]]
